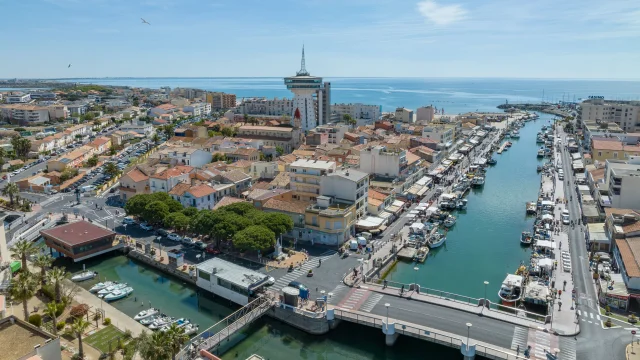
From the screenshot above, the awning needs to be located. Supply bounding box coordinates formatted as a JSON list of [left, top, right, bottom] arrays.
[[407, 184, 422, 195], [417, 186, 429, 196], [536, 240, 556, 249]]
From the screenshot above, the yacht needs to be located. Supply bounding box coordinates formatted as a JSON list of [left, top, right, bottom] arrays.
[[140, 315, 162, 326], [134, 308, 160, 321], [471, 176, 485, 187], [104, 287, 134, 302], [487, 158, 497, 165], [149, 316, 174, 330], [159, 318, 190, 332], [520, 231, 533, 245], [443, 215, 456, 228], [183, 323, 199, 336], [498, 274, 523, 306], [428, 232, 447, 248], [456, 199, 468, 210], [71, 271, 97, 282], [97, 283, 128, 298], [89, 281, 115, 293]]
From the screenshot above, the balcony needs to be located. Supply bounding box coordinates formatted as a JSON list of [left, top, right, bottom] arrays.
[[306, 202, 354, 218]]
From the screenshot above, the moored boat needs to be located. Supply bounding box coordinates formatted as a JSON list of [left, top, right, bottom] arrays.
[[498, 274, 523, 306], [71, 271, 97, 282], [104, 287, 134, 302], [471, 176, 485, 187], [140, 315, 161, 326], [456, 199, 468, 210], [98, 283, 128, 297], [511, 130, 520, 138], [89, 281, 115, 292], [428, 232, 446, 248], [160, 318, 190, 332], [537, 148, 545, 158], [134, 308, 160, 321], [520, 231, 533, 245], [443, 215, 456, 228], [415, 247, 429, 263], [149, 316, 174, 330], [487, 158, 497, 165], [183, 323, 199, 336], [536, 165, 542, 172]]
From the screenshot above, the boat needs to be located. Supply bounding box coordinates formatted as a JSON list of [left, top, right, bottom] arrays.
[[536, 165, 542, 172], [134, 308, 160, 321], [471, 176, 485, 187], [71, 271, 97, 282], [443, 215, 456, 228], [511, 130, 520, 139], [487, 158, 497, 165], [89, 281, 115, 292], [97, 283, 128, 297], [537, 148, 545, 158], [456, 199, 468, 210], [520, 231, 533, 245], [505, 141, 512, 148], [149, 316, 174, 330], [104, 287, 134, 302], [498, 274, 523, 306], [415, 247, 429, 263], [160, 318, 190, 332], [526, 202, 537, 215], [183, 323, 199, 336], [428, 232, 447, 248], [140, 315, 161, 326]]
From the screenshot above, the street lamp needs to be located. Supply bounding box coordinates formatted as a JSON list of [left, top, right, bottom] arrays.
[[466, 323, 472, 351], [413, 267, 419, 292], [483, 281, 489, 307], [385, 303, 390, 325]]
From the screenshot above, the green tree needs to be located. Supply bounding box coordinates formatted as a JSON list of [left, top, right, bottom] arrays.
[[221, 202, 257, 217], [43, 302, 60, 336], [342, 114, 357, 126], [33, 254, 53, 286], [257, 213, 294, 238], [162, 125, 175, 138], [211, 212, 251, 247], [181, 207, 199, 217], [46, 267, 67, 303], [93, 120, 101, 127], [212, 153, 226, 162], [10, 272, 38, 320], [137, 331, 171, 360], [108, 145, 117, 156], [0, 147, 6, 168], [232, 225, 275, 252], [165, 323, 189, 359], [11, 135, 31, 159], [11, 239, 37, 273], [2, 182, 19, 206], [163, 212, 190, 234], [221, 127, 235, 137], [124, 194, 150, 217], [60, 168, 79, 182], [151, 132, 160, 145], [275, 145, 284, 156], [166, 199, 183, 213], [70, 317, 91, 359], [190, 210, 216, 237], [86, 154, 99, 167], [104, 162, 120, 177], [133, 98, 140, 107], [143, 201, 170, 225]]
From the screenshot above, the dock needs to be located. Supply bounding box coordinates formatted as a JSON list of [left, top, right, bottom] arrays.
[[397, 246, 418, 261], [496, 142, 509, 154]]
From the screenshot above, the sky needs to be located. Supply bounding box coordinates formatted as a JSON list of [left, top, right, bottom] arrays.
[[1, 0, 639, 79]]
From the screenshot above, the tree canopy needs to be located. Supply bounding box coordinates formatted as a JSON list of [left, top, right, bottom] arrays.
[[163, 212, 190, 234], [143, 201, 170, 225], [233, 226, 275, 252], [256, 213, 294, 238]]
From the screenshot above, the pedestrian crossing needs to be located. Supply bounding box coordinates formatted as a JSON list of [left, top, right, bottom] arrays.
[[360, 293, 383, 312], [558, 337, 577, 360], [271, 252, 336, 291], [327, 284, 349, 304], [511, 326, 576, 360], [369, 239, 386, 249], [510, 326, 528, 353], [576, 309, 601, 325], [532, 329, 552, 359]]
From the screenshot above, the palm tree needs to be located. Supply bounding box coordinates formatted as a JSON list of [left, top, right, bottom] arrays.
[[11, 239, 37, 272], [43, 302, 59, 336], [165, 323, 189, 359], [10, 272, 38, 320], [104, 162, 120, 178], [33, 254, 53, 286], [152, 132, 160, 145], [46, 267, 67, 303], [138, 331, 171, 360], [2, 181, 19, 206], [70, 317, 90, 359]]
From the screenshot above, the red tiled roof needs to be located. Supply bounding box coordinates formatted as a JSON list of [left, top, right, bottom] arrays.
[[591, 139, 623, 151], [168, 182, 191, 196], [126, 169, 149, 183], [187, 184, 217, 198], [616, 238, 640, 277], [40, 221, 115, 246]]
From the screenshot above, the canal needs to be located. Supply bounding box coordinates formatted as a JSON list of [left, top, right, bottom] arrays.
[[385, 114, 552, 300]]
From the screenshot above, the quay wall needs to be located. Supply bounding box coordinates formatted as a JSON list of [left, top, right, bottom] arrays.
[[266, 304, 331, 335], [127, 250, 197, 285]]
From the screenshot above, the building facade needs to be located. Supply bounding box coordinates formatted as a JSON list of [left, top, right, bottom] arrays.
[[580, 99, 640, 132], [320, 169, 369, 219], [236, 97, 294, 116], [330, 103, 381, 125], [285, 47, 323, 132], [289, 159, 336, 202], [359, 146, 406, 177]]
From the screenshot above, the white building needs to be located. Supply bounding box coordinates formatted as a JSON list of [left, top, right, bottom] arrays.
[[183, 102, 212, 117], [6, 93, 31, 103], [359, 146, 406, 178], [251, 161, 278, 179], [149, 167, 192, 193], [119, 120, 154, 136], [312, 123, 350, 144], [285, 47, 323, 132], [395, 107, 414, 123], [331, 103, 381, 125], [0, 104, 50, 124], [580, 99, 640, 132], [195, 258, 269, 305], [169, 183, 217, 210], [155, 147, 212, 167], [422, 125, 454, 145], [416, 106, 436, 122], [320, 169, 369, 219], [289, 158, 336, 201], [236, 97, 294, 116], [605, 159, 640, 210]]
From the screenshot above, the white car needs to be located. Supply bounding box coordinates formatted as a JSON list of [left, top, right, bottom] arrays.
[[123, 217, 136, 225], [562, 210, 570, 224], [265, 276, 275, 286], [167, 233, 182, 242], [140, 223, 153, 231]]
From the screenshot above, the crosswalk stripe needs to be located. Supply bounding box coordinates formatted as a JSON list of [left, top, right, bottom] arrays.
[[577, 310, 581, 316], [596, 315, 601, 320], [590, 313, 593, 319]]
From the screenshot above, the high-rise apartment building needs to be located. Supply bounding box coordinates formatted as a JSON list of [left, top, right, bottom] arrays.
[[580, 99, 640, 132], [285, 47, 324, 132], [207, 92, 237, 110]]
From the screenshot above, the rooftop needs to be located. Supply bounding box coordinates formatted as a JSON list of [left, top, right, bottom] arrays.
[[290, 158, 336, 170], [0, 316, 55, 360], [263, 198, 310, 214], [40, 220, 115, 246], [327, 168, 368, 182], [222, 170, 251, 183], [196, 257, 268, 290], [213, 197, 247, 210], [592, 139, 623, 151], [186, 184, 217, 198]]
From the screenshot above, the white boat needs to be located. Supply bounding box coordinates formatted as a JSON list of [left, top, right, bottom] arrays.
[[98, 283, 128, 297], [511, 130, 520, 138], [537, 148, 545, 158], [428, 232, 446, 248], [183, 323, 199, 336], [160, 318, 190, 332], [149, 316, 174, 330], [498, 274, 523, 306], [134, 308, 160, 321], [140, 315, 161, 326], [104, 287, 134, 302], [443, 215, 456, 228], [89, 281, 115, 292], [520, 231, 533, 245], [471, 176, 485, 187], [71, 271, 97, 282], [456, 199, 468, 210]]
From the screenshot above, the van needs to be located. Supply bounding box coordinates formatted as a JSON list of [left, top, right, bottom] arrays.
[[358, 232, 372, 240], [357, 237, 368, 246], [349, 239, 358, 250]]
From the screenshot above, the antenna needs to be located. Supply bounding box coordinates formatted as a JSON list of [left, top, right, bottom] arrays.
[[296, 45, 310, 76]]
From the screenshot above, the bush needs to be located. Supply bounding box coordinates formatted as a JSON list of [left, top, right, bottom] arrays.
[[70, 304, 89, 318], [56, 321, 66, 330], [28, 314, 42, 327], [103, 317, 111, 325], [14, 127, 26, 132], [40, 285, 55, 301]]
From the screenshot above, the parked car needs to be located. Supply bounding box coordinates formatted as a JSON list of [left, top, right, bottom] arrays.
[[265, 277, 275, 286], [205, 244, 221, 255], [123, 217, 136, 225], [156, 229, 170, 237], [562, 210, 570, 225], [288, 281, 308, 291], [195, 241, 206, 250], [181, 237, 196, 246], [167, 233, 182, 242], [140, 223, 153, 231]]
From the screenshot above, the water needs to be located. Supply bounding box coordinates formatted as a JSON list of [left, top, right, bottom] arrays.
[[59, 77, 640, 113], [385, 115, 551, 300]]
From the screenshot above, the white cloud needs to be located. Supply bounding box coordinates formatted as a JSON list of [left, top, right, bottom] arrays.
[[417, 0, 468, 26]]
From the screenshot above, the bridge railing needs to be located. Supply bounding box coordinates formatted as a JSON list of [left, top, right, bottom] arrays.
[[333, 308, 527, 360]]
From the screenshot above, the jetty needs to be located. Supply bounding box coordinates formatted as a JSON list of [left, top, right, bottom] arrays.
[[496, 142, 509, 154], [397, 246, 418, 261]]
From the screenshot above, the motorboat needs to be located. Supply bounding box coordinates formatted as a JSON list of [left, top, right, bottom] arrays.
[[97, 283, 128, 297], [520, 231, 533, 245], [487, 158, 497, 165], [443, 215, 456, 228], [536, 165, 542, 172], [498, 274, 523, 306], [160, 318, 190, 332], [134, 308, 160, 321], [414, 247, 429, 263], [428, 232, 446, 248], [471, 176, 485, 187], [537, 148, 545, 158], [89, 281, 115, 292], [526, 202, 537, 215], [149, 316, 174, 330], [183, 323, 199, 336], [140, 315, 162, 326], [511, 130, 520, 139], [71, 271, 97, 282], [104, 287, 134, 302], [456, 199, 468, 210]]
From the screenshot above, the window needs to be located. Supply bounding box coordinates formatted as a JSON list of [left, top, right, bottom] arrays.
[[198, 271, 210, 281]]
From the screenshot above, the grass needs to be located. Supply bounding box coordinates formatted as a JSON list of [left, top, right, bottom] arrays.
[[599, 307, 638, 325], [84, 325, 124, 354]]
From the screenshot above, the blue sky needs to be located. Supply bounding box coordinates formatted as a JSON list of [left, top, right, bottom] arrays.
[[1, 0, 639, 79]]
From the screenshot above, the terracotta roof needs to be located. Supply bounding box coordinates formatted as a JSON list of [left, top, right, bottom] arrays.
[[263, 199, 310, 214], [251, 181, 272, 190], [212, 196, 247, 210], [270, 172, 290, 188], [278, 154, 297, 164], [591, 139, 623, 151], [90, 137, 110, 147], [616, 238, 640, 277], [624, 144, 640, 153], [228, 160, 253, 168], [222, 170, 250, 183], [150, 167, 191, 180], [40, 220, 115, 246], [588, 168, 606, 182], [126, 168, 149, 183], [368, 197, 383, 206], [368, 189, 388, 201], [187, 184, 217, 198], [168, 182, 191, 196], [405, 151, 421, 166], [410, 146, 435, 155]]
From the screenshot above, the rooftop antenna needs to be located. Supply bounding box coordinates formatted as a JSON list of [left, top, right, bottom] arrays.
[[296, 45, 310, 76]]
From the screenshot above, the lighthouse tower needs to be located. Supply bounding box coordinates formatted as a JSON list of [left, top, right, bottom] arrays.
[[285, 46, 323, 132]]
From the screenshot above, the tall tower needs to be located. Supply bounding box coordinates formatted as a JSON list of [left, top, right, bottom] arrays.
[[285, 46, 322, 132]]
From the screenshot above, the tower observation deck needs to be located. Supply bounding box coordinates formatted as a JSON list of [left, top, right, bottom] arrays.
[[284, 46, 323, 132]]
